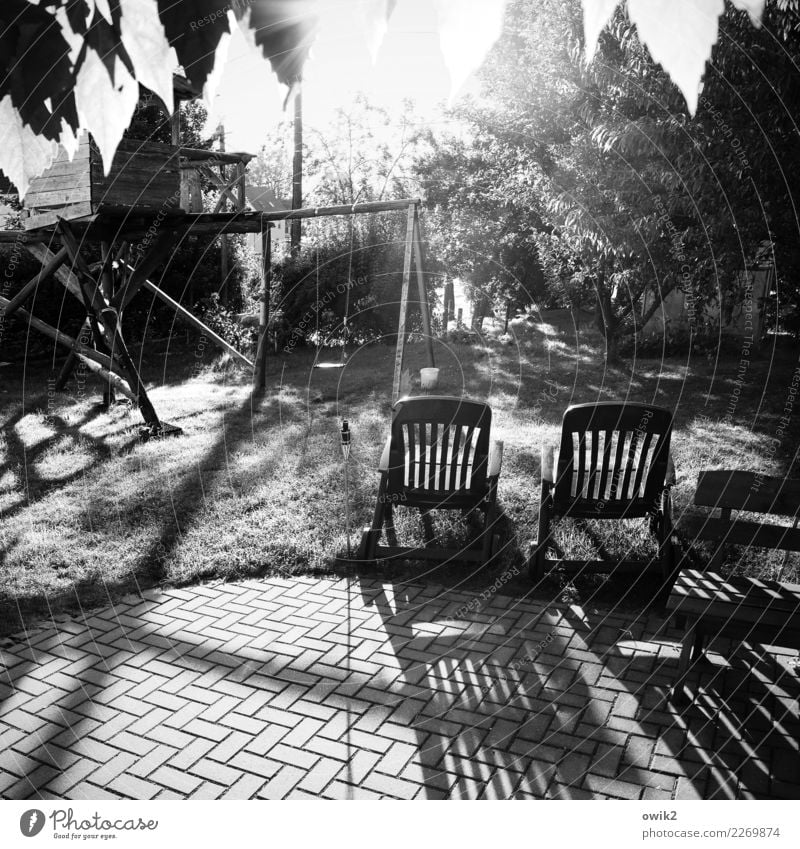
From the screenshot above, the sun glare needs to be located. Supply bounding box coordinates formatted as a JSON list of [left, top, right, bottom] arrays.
[[210, 0, 467, 151]]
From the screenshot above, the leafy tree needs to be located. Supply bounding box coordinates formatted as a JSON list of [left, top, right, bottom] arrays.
[[418, 0, 800, 360]]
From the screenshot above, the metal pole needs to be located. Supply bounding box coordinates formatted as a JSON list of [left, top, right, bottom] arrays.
[[341, 420, 351, 558]]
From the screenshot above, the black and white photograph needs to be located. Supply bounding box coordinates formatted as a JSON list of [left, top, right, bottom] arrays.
[[0, 0, 799, 827]]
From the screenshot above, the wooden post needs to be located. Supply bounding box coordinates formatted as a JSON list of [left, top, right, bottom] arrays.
[[57, 219, 162, 431], [218, 124, 229, 305], [411, 206, 435, 369], [291, 83, 302, 256], [392, 203, 416, 402], [236, 162, 246, 211], [100, 241, 115, 407], [171, 109, 180, 147], [254, 223, 271, 391]]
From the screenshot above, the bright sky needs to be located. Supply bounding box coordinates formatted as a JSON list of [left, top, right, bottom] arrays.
[[209, 0, 480, 152]]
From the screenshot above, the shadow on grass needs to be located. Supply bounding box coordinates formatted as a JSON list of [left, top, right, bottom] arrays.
[[0, 389, 275, 635], [0, 405, 121, 524]]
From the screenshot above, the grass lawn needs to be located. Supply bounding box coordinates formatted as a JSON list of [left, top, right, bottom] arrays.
[[1, 310, 798, 637]]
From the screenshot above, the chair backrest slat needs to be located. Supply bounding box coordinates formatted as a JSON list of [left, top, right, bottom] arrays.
[[388, 396, 492, 503], [632, 431, 656, 497], [436, 424, 452, 491], [555, 402, 672, 512], [597, 430, 615, 501], [620, 429, 639, 500], [576, 432, 587, 498], [586, 431, 603, 498]]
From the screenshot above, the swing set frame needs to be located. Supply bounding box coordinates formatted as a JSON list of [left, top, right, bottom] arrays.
[[0, 197, 434, 433]]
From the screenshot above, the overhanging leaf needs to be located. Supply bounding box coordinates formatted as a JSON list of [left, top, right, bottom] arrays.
[[583, 0, 620, 61], [245, 0, 319, 84], [119, 0, 177, 115], [628, 0, 724, 114], [434, 0, 508, 98], [0, 96, 60, 196], [358, 0, 397, 63], [0, 0, 78, 140], [74, 47, 139, 173], [157, 0, 231, 92]]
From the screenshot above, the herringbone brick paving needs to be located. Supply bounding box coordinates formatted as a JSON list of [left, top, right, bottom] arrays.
[[1, 576, 798, 799]]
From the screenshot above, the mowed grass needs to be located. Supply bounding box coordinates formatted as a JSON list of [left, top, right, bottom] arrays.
[[1, 310, 798, 636]]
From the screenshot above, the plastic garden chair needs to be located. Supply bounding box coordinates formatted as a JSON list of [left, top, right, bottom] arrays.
[[357, 395, 504, 566], [529, 402, 675, 582]]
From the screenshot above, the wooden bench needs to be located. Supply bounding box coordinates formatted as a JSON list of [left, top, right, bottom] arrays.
[[667, 470, 800, 699]]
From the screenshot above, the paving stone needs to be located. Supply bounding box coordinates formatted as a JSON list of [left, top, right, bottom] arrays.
[[584, 773, 643, 799], [3, 575, 799, 802], [229, 751, 283, 780], [107, 774, 162, 799], [149, 765, 203, 795]]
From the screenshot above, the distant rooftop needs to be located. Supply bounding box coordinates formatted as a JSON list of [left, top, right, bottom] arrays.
[[245, 186, 291, 214]]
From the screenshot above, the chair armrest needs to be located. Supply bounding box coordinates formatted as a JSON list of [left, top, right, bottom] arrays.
[[488, 440, 504, 477], [541, 443, 556, 483], [378, 435, 392, 472], [665, 453, 676, 487]]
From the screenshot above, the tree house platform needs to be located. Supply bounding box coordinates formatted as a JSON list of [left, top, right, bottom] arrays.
[[23, 135, 181, 230]]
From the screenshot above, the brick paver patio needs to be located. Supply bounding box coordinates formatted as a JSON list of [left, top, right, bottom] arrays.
[[1, 575, 798, 800]]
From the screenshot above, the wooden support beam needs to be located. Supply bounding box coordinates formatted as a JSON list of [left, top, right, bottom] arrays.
[[100, 241, 116, 406], [253, 223, 271, 391], [236, 162, 246, 211], [0, 295, 117, 375], [412, 207, 436, 369], [24, 243, 84, 303], [392, 203, 416, 402], [179, 147, 254, 165], [57, 218, 162, 430], [120, 262, 254, 369], [113, 231, 179, 310], [0, 246, 68, 319]]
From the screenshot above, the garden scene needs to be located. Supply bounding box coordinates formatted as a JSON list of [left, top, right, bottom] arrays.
[[0, 0, 799, 805]]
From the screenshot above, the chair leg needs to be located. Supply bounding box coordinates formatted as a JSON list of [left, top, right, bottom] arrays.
[[529, 491, 552, 581], [690, 626, 706, 662], [384, 503, 398, 548], [658, 493, 675, 586], [481, 500, 499, 566], [420, 509, 436, 547], [360, 474, 389, 560]]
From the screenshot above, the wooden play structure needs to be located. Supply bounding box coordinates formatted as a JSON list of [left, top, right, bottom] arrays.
[[0, 84, 434, 436]]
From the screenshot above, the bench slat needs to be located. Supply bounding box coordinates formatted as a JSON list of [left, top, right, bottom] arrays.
[[667, 569, 800, 650], [683, 517, 800, 552], [694, 470, 800, 516]]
